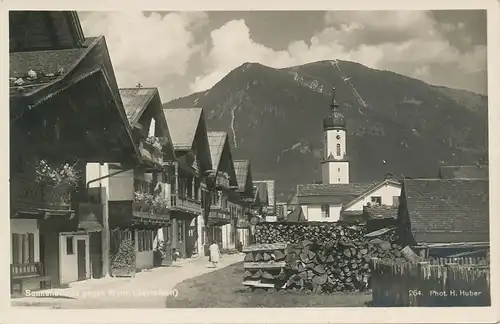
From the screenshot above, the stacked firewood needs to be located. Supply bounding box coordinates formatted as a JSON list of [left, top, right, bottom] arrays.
[[244, 222, 405, 293], [242, 243, 288, 289], [284, 238, 404, 293], [255, 222, 372, 244]]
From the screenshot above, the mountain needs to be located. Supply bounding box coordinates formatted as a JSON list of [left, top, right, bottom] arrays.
[[164, 60, 488, 201]]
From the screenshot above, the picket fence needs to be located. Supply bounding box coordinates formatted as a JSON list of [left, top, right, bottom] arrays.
[[370, 257, 490, 307]]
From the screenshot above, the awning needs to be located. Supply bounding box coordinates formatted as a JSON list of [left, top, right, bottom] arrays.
[[78, 203, 103, 232]]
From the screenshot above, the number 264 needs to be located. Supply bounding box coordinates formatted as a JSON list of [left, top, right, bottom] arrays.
[[409, 290, 422, 296]]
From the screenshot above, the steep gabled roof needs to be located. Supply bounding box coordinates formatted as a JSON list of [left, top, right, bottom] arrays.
[[162, 108, 203, 150], [287, 206, 306, 222], [439, 165, 488, 180], [296, 181, 379, 205], [207, 131, 227, 171], [403, 179, 489, 243], [207, 131, 238, 186], [163, 107, 212, 172], [119, 87, 158, 125], [234, 160, 250, 192], [120, 87, 176, 162], [10, 37, 98, 98]]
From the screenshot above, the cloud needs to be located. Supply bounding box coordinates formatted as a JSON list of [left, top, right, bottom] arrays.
[[79, 11, 208, 100], [191, 11, 486, 94]]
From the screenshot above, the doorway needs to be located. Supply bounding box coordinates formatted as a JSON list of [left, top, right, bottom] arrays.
[[89, 232, 102, 279], [77, 240, 87, 280]]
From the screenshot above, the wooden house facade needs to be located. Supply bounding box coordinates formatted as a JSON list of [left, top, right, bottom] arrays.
[[106, 87, 177, 272], [206, 132, 239, 250], [163, 108, 213, 258], [9, 11, 140, 291]]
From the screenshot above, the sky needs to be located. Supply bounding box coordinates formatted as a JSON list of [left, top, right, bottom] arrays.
[[78, 10, 487, 102]]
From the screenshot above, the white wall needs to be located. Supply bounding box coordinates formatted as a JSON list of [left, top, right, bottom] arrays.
[[221, 223, 235, 250], [301, 204, 342, 222], [10, 219, 40, 264], [266, 216, 277, 222], [59, 233, 90, 285], [325, 129, 347, 158], [197, 214, 204, 256], [345, 183, 402, 211], [322, 161, 349, 185], [108, 169, 134, 201], [86, 162, 111, 277]]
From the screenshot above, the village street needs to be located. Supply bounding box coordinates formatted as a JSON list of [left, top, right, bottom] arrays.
[[12, 254, 244, 309]]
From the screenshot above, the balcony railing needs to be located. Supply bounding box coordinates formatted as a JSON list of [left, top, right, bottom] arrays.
[[208, 210, 231, 224], [139, 138, 163, 165], [132, 193, 170, 221], [170, 194, 202, 215], [10, 178, 73, 215], [11, 262, 44, 277], [215, 172, 230, 189]]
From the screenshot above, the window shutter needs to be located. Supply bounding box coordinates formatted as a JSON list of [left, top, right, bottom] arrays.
[[28, 233, 35, 263], [21, 234, 27, 263], [12, 234, 20, 264]]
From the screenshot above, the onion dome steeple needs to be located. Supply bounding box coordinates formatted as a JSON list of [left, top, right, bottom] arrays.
[[323, 86, 346, 130]]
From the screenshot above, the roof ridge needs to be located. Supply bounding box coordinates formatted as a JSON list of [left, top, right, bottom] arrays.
[[119, 87, 158, 91]]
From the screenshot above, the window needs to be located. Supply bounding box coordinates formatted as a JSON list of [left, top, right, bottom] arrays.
[[230, 224, 235, 244], [338, 168, 340, 172], [321, 205, 330, 218], [134, 179, 152, 193], [148, 118, 156, 137], [66, 236, 74, 255], [178, 220, 184, 242], [337, 178, 340, 182], [371, 196, 382, 206], [393, 196, 400, 207], [336, 144, 341, 156], [138, 230, 154, 252]]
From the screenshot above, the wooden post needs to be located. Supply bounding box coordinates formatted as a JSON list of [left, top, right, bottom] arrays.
[[417, 261, 430, 306], [445, 263, 458, 306]]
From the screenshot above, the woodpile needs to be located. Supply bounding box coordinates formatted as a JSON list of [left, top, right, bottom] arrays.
[[284, 238, 404, 293], [243, 221, 406, 293], [242, 243, 288, 290]]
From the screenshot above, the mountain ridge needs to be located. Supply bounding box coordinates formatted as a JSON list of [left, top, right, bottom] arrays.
[[164, 60, 488, 201]]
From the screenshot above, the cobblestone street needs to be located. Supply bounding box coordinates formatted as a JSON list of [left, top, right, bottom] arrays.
[[12, 254, 244, 309]]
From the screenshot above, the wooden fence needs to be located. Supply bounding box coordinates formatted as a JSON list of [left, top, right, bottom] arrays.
[[370, 257, 490, 307]]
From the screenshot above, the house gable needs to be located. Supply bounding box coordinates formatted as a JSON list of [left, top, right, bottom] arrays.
[[163, 107, 212, 174], [208, 131, 238, 187], [120, 88, 176, 163], [343, 180, 402, 211]]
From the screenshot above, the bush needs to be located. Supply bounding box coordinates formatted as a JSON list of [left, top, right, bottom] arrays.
[[111, 237, 136, 269]]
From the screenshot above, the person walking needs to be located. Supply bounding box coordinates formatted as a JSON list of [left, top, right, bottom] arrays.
[[208, 241, 221, 268]]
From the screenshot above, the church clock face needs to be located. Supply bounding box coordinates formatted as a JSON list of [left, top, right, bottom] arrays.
[[336, 135, 341, 140]]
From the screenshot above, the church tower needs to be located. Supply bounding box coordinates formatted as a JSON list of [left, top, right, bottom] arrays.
[[321, 87, 349, 184]]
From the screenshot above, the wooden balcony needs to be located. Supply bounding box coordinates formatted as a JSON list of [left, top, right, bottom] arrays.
[[132, 195, 170, 223], [209, 205, 230, 215], [215, 172, 230, 189], [139, 138, 163, 166], [170, 194, 202, 215], [208, 209, 231, 225], [10, 178, 74, 217]]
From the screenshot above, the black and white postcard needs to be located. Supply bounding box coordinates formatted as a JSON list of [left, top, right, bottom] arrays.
[[2, 0, 499, 323]]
